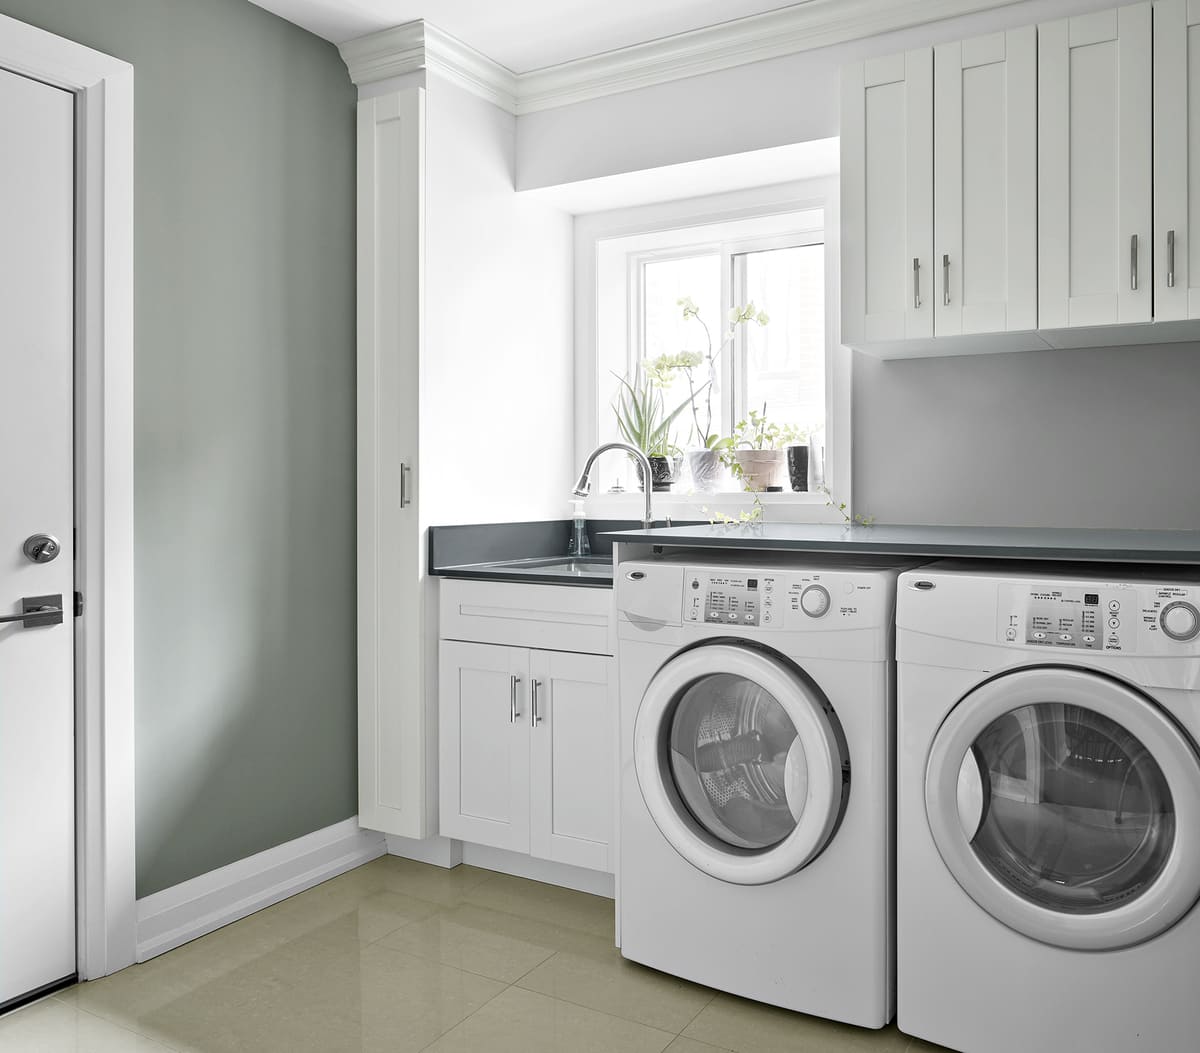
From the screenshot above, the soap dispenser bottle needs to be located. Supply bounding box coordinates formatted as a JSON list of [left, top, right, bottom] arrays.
[[568, 500, 591, 557]]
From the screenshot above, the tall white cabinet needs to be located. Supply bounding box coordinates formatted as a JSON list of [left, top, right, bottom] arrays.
[[357, 86, 429, 839], [1038, 4, 1152, 330]]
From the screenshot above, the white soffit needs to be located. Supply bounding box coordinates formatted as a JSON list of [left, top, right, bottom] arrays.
[[337, 0, 1024, 113], [522, 138, 840, 214]]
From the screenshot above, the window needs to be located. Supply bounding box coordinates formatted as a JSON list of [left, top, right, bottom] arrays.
[[579, 181, 848, 520]]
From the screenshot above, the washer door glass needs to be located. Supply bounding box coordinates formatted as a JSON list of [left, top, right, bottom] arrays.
[[964, 703, 1174, 914], [634, 642, 849, 885], [926, 668, 1200, 950], [669, 672, 808, 850]]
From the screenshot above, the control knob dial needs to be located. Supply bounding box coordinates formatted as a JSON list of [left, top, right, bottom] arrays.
[[1160, 601, 1200, 642], [800, 584, 831, 618]]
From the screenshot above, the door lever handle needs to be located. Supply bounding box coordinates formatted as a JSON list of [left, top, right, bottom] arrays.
[[0, 594, 64, 628]]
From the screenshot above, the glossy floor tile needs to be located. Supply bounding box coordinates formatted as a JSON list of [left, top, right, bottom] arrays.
[[0, 856, 941, 1051]]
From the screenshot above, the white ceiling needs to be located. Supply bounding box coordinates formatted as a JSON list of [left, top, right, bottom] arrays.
[[246, 0, 807, 72]]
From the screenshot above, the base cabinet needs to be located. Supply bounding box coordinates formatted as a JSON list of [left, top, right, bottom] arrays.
[[439, 639, 613, 872]]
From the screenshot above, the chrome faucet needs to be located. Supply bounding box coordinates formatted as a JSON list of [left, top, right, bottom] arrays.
[[572, 442, 654, 530]]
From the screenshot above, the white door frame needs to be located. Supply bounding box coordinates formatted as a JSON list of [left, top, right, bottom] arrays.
[[0, 14, 135, 980]]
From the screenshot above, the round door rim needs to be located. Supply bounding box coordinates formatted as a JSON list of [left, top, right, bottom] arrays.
[[925, 667, 1200, 951], [635, 642, 845, 886]]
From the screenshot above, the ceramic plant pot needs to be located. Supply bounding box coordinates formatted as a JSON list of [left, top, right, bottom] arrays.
[[686, 449, 723, 493], [733, 449, 785, 492], [787, 445, 809, 492]]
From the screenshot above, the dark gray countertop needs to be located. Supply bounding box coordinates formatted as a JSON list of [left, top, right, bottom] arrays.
[[598, 523, 1200, 564]]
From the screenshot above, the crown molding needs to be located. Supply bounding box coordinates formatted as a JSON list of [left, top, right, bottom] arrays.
[[339, 0, 1022, 115], [339, 19, 518, 112]]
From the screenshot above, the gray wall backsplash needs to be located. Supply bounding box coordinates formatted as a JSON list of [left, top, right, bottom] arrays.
[[853, 342, 1200, 529], [0, 0, 359, 897]]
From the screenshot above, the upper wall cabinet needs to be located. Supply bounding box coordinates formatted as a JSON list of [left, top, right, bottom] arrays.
[[841, 50, 932, 347], [1154, 0, 1200, 320], [842, 0, 1200, 357], [933, 28, 1037, 338], [1038, 4, 1152, 331]]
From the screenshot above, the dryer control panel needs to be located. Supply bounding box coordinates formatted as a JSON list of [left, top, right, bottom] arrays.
[[683, 567, 881, 629], [998, 581, 1200, 654]]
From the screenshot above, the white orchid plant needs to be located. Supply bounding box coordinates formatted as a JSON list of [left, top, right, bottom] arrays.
[[643, 297, 770, 451]]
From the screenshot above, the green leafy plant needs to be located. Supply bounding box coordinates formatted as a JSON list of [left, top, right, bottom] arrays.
[[611, 370, 697, 457], [703, 493, 765, 525], [819, 485, 876, 526], [644, 297, 769, 449], [727, 405, 806, 452]]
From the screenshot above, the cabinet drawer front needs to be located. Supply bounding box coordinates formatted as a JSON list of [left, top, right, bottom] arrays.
[[440, 579, 614, 656]]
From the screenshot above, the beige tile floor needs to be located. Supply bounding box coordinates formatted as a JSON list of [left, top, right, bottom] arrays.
[[0, 857, 948, 1052]]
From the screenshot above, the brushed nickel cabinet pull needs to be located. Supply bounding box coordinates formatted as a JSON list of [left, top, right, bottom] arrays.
[[1168, 229, 1176, 289], [509, 675, 521, 723], [912, 257, 921, 309], [942, 254, 950, 307], [1131, 234, 1139, 291], [530, 679, 542, 727]]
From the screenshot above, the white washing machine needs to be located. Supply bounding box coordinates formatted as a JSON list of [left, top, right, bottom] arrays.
[[897, 560, 1200, 1053], [617, 552, 918, 1028]]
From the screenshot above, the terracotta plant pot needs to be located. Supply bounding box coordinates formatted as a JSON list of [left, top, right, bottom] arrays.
[[733, 449, 785, 492], [686, 449, 724, 493]]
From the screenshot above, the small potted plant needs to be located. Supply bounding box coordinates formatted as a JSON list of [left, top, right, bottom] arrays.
[[724, 405, 803, 492], [645, 298, 768, 492], [612, 370, 693, 491]]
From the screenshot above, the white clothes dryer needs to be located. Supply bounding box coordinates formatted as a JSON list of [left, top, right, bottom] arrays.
[[617, 552, 918, 1028], [897, 560, 1200, 1053]]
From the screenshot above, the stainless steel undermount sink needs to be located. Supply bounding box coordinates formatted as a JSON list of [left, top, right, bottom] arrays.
[[480, 555, 612, 578]]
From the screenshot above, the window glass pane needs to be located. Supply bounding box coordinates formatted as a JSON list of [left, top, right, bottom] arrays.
[[642, 255, 721, 447], [739, 244, 825, 439], [968, 703, 1175, 914]]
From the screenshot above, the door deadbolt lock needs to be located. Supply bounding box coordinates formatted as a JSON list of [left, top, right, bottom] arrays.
[[22, 534, 61, 564]]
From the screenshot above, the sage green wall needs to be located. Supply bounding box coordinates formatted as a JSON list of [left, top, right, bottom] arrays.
[[0, 0, 358, 896]]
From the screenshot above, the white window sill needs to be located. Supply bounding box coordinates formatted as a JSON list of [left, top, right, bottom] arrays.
[[584, 490, 848, 525]]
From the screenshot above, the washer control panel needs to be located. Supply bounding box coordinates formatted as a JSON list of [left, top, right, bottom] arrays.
[[683, 567, 880, 629], [998, 581, 1200, 653]]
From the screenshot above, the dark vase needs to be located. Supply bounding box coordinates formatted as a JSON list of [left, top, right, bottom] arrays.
[[787, 445, 809, 492], [648, 454, 677, 492]]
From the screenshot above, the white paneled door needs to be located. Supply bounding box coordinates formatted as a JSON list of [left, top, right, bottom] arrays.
[[0, 67, 76, 1007], [1038, 3, 1152, 328], [528, 650, 612, 872], [841, 48, 933, 344], [1154, 0, 1200, 320], [934, 27, 1037, 336], [439, 641, 531, 854]]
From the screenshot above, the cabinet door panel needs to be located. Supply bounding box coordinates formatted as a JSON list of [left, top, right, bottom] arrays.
[[1154, 0, 1200, 319], [841, 49, 933, 346], [1039, 3, 1151, 328], [439, 641, 530, 853], [934, 28, 1036, 336], [529, 650, 613, 872]]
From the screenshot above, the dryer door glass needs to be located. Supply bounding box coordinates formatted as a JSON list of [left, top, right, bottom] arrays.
[[967, 703, 1174, 914], [668, 673, 806, 850], [925, 666, 1200, 950]]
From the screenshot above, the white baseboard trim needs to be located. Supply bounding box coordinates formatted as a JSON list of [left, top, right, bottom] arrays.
[[135, 817, 386, 962]]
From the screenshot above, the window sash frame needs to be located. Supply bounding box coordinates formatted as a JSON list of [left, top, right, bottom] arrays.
[[576, 178, 850, 523]]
